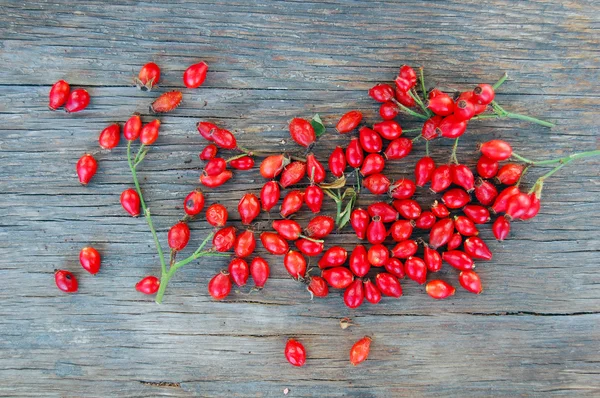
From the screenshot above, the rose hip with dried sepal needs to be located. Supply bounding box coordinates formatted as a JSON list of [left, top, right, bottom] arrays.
[[454, 215, 479, 236], [228, 258, 250, 286], [350, 245, 370, 277], [475, 179, 498, 206], [197, 121, 218, 141], [344, 279, 365, 309], [350, 336, 372, 366], [213, 226, 237, 252], [318, 246, 348, 269], [306, 153, 326, 183], [183, 61, 208, 88], [229, 156, 254, 171], [120, 188, 141, 217], [384, 137, 413, 160], [430, 165, 452, 193], [136, 276, 160, 295], [136, 62, 160, 90], [415, 156, 436, 187], [308, 275, 329, 297], [496, 164, 524, 185], [453, 99, 476, 122], [238, 193, 260, 225], [360, 153, 385, 177], [305, 215, 335, 239], [364, 279, 382, 304], [295, 238, 324, 257], [260, 154, 288, 179], [289, 117, 316, 148], [389, 178, 416, 200], [55, 270, 78, 293], [431, 201, 450, 218], [363, 174, 391, 195], [65, 88, 90, 113], [373, 120, 403, 140], [208, 271, 232, 300], [49, 80, 70, 110], [79, 246, 101, 275], [234, 230, 256, 258], [429, 218, 454, 249], [426, 280, 456, 300], [463, 205, 490, 224], [260, 232, 288, 255], [384, 257, 405, 278], [280, 190, 304, 218], [463, 236, 492, 260], [150, 91, 182, 113], [405, 256, 427, 284], [424, 247, 442, 272], [346, 138, 364, 169], [260, 181, 280, 212], [442, 250, 474, 271], [369, 83, 395, 102], [350, 208, 370, 240], [459, 270, 483, 294], [366, 216, 387, 245], [389, 219, 414, 242], [206, 203, 228, 227], [280, 161, 306, 188], [322, 267, 354, 289], [359, 127, 383, 153], [421, 115, 443, 140], [368, 244, 389, 267], [473, 83, 495, 105], [375, 272, 402, 297], [285, 339, 306, 367], [124, 114, 142, 141], [76, 154, 98, 185], [477, 156, 499, 179], [284, 250, 307, 279], [336, 110, 363, 133], [168, 222, 190, 251], [140, 119, 161, 145], [200, 170, 233, 188], [391, 240, 418, 259], [250, 257, 270, 288], [183, 190, 205, 216], [480, 140, 512, 161]]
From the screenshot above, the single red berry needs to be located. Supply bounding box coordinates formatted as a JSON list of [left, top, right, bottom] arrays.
[[389, 219, 414, 242], [285, 339, 306, 367], [424, 247, 442, 272], [379, 101, 399, 120], [295, 238, 324, 257], [477, 155, 499, 179], [396, 65, 417, 91], [459, 91, 488, 114], [405, 256, 427, 284], [140, 119, 161, 145], [280, 161, 307, 188], [183, 190, 205, 216], [306, 153, 326, 183], [284, 250, 307, 279], [368, 244, 390, 267], [391, 239, 418, 259], [212, 128, 237, 150], [65, 88, 90, 113], [430, 165, 452, 193], [328, 146, 347, 178], [384, 137, 413, 160], [389, 178, 416, 200], [368, 202, 398, 223], [472, 83, 495, 105], [346, 138, 365, 169], [273, 219, 302, 240], [415, 211, 436, 230], [305, 215, 335, 239], [463, 205, 490, 224], [260, 232, 289, 255], [421, 116, 443, 140], [213, 226, 237, 252], [55, 270, 78, 293], [250, 257, 270, 288], [426, 280, 456, 300], [49, 80, 70, 110], [350, 245, 370, 277], [436, 115, 468, 138], [451, 164, 475, 192], [289, 118, 316, 148], [496, 163, 524, 185], [280, 190, 305, 218], [359, 127, 383, 153], [136, 62, 160, 90], [366, 216, 387, 245], [447, 232, 463, 251], [350, 336, 372, 366], [228, 258, 250, 286], [521, 193, 541, 220], [344, 279, 365, 309], [442, 250, 474, 271], [364, 279, 382, 304], [136, 276, 160, 294], [492, 216, 511, 241], [238, 193, 260, 225], [204, 157, 227, 176], [150, 91, 183, 113], [429, 218, 454, 249], [463, 236, 492, 260], [200, 170, 233, 188], [120, 188, 141, 217], [480, 140, 512, 161], [363, 174, 391, 195], [459, 270, 483, 294], [234, 230, 256, 258], [196, 121, 218, 141], [208, 271, 232, 300], [375, 272, 402, 297], [360, 154, 385, 177], [431, 201, 450, 218], [260, 154, 289, 179], [183, 61, 208, 88], [123, 114, 142, 141], [373, 120, 403, 140], [260, 181, 281, 212], [475, 179, 498, 206], [308, 276, 329, 297], [318, 246, 348, 269], [350, 208, 370, 240], [505, 192, 531, 220], [229, 156, 255, 170], [336, 110, 363, 133], [491, 186, 520, 214], [453, 99, 476, 121], [442, 188, 471, 209], [168, 222, 190, 251], [393, 199, 422, 219], [76, 154, 98, 185], [415, 156, 436, 187], [206, 203, 228, 227], [322, 267, 354, 289], [368, 83, 394, 102], [384, 257, 405, 278], [79, 246, 101, 274], [427, 92, 454, 116], [395, 87, 416, 107]]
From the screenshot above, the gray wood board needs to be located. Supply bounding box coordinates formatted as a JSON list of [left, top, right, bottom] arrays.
[[0, 0, 599, 396]]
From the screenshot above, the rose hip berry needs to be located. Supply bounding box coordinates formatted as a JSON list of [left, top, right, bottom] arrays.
[[150, 91, 183, 113], [49, 80, 70, 110], [200, 170, 233, 188], [391, 240, 418, 259], [415, 211, 436, 230], [491, 186, 520, 214], [463, 205, 491, 224], [76, 154, 98, 185], [273, 219, 302, 240], [442, 188, 471, 210], [305, 215, 335, 239], [384, 137, 413, 160], [373, 120, 403, 140], [480, 140, 513, 161], [496, 164, 524, 185], [322, 267, 354, 289], [308, 275, 329, 297], [415, 156, 436, 186], [234, 230, 256, 258], [473, 83, 495, 105], [430, 165, 452, 193], [280, 190, 305, 218], [55, 270, 78, 293], [350, 245, 370, 277], [260, 181, 280, 212], [363, 174, 391, 195], [65, 88, 90, 113], [429, 218, 454, 249], [379, 101, 399, 120], [124, 114, 142, 141], [204, 158, 227, 176], [136, 62, 160, 90], [505, 192, 532, 220], [424, 247, 442, 272], [206, 203, 228, 227], [120, 188, 141, 217], [426, 280, 456, 300], [344, 279, 365, 309], [306, 153, 326, 183], [447, 232, 462, 251], [492, 216, 511, 241], [260, 232, 289, 255], [305, 184, 324, 213], [79, 246, 101, 275], [463, 236, 492, 260], [99, 123, 121, 150], [213, 226, 237, 252], [431, 201, 450, 218], [368, 202, 398, 223], [350, 208, 370, 240], [369, 83, 395, 102], [404, 256, 427, 284], [452, 164, 475, 191], [459, 270, 483, 294], [136, 276, 160, 295], [384, 257, 405, 278], [329, 146, 347, 178], [280, 161, 306, 188], [289, 117, 316, 148], [212, 128, 237, 149], [366, 216, 387, 245], [285, 339, 306, 367], [284, 250, 307, 279], [375, 272, 402, 297], [427, 92, 454, 116], [475, 179, 498, 206], [250, 257, 270, 288], [168, 222, 190, 251], [477, 156, 499, 179], [368, 244, 390, 267], [260, 154, 288, 179], [228, 258, 250, 286], [436, 115, 468, 138], [336, 110, 363, 133], [208, 271, 232, 300], [346, 138, 365, 169], [318, 246, 348, 269], [364, 279, 382, 304], [442, 250, 474, 271], [359, 127, 383, 153], [390, 219, 414, 242], [238, 193, 260, 225], [350, 336, 372, 366], [229, 156, 254, 170], [454, 215, 478, 236], [183, 61, 208, 88], [183, 190, 205, 216], [393, 199, 422, 220], [140, 119, 161, 145]]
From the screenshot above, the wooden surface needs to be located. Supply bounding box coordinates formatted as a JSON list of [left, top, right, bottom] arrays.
[[1, 1, 599, 396]]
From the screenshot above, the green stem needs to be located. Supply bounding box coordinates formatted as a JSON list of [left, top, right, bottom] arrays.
[[390, 98, 429, 120], [425, 140, 430, 157], [511, 152, 535, 164], [409, 89, 431, 116], [127, 141, 167, 276], [419, 67, 427, 98], [492, 73, 509, 90], [450, 138, 460, 164], [492, 102, 555, 128], [513, 150, 600, 166], [225, 153, 250, 163], [412, 134, 422, 143], [298, 235, 325, 244], [403, 128, 421, 133]]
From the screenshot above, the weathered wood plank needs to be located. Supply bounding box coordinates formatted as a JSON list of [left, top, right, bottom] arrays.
[[0, 0, 599, 396]]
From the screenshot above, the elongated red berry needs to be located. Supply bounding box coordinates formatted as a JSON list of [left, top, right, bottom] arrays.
[[459, 270, 483, 294], [183, 61, 208, 88], [49, 80, 70, 110], [431, 201, 450, 218], [373, 120, 402, 140], [206, 203, 228, 227], [295, 238, 324, 256], [421, 115, 442, 140], [285, 339, 306, 367], [329, 146, 347, 178], [200, 170, 233, 188], [477, 156, 499, 179], [150, 91, 182, 113], [289, 118, 316, 148], [322, 267, 354, 289], [350, 208, 370, 239], [318, 246, 348, 269], [452, 164, 475, 191], [405, 256, 427, 284], [273, 219, 302, 240], [308, 276, 329, 297], [305, 185, 324, 213], [364, 279, 381, 304], [346, 138, 364, 169], [260, 155, 288, 179], [521, 193, 541, 220], [168, 222, 190, 251], [491, 186, 520, 214], [430, 165, 452, 193], [305, 215, 335, 239], [228, 258, 250, 286], [453, 99, 476, 122], [350, 245, 370, 277], [375, 272, 402, 297], [124, 114, 142, 141], [393, 199, 421, 219], [362, 174, 390, 195], [55, 270, 78, 293], [260, 232, 288, 255], [140, 119, 161, 145], [183, 190, 205, 216], [475, 179, 498, 206], [505, 192, 531, 220], [65, 89, 90, 113], [76, 154, 98, 185], [389, 178, 416, 200], [454, 215, 478, 236], [344, 279, 365, 308], [336, 110, 362, 133], [234, 230, 256, 258], [395, 86, 416, 107], [429, 218, 454, 249], [369, 83, 394, 102], [463, 236, 492, 260], [426, 280, 456, 299], [396, 65, 417, 91], [384, 257, 405, 278], [360, 153, 385, 177], [204, 158, 226, 176], [238, 193, 260, 225], [379, 101, 399, 120], [442, 188, 471, 209], [250, 257, 270, 288], [80, 246, 101, 274], [208, 271, 232, 300], [427, 92, 454, 116], [213, 226, 237, 252], [120, 188, 141, 217], [280, 190, 304, 217], [368, 244, 389, 267], [359, 127, 383, 153], [424, 246, 442, 272], [197, 121, 217, 141], [442, 250, 474, 271], [350, 336, 372, 366], [463, 205, 490, 224], [391, 240, 418, 259], [260, 181, 280, 212], [136, 276, 160, 294], [136, 62, 160, 90], [480, 140, 512, 161], [368, 202, 398, 223], [280, 161, 306, 188], [415, 156, 436, 187], [306, 153, 326, 183], [212, 129, 237, 149], [496, 163, 524, 185], [384, 137, 412, 160], [436, 115, 468, 138], [229, 156, 254, 170], [389, 219, 414, 242], [284, 250, 307, 279], [447, 233, 462, 251], [366, 216, 387, 245], [415, 211, 436, 230]]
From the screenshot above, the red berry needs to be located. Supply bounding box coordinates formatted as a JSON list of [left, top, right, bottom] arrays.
[[344, 279, 365, 309], [428, 88, 443, 99], [492, 216, 511, 241], [384, 257, 405, 278], [442, 250, 474, 271], [362, 174, 391, 195], [204, 157, 227, 176], [405, 256, 427, 284], [212, 129, 237, 149], [206, 203, 228, 227], [389, 220, 414, 242], [260, 232, 289, 255], [346, 138, 365, 169], [364, 279, 382, 304], [491, 186, 520, 214], [55, 270, 78, 293], [459, 91, 488, 114], [368, 83, 394, 102], [431, 201, 450, 218], [285, 339, 306, 367], [273, 219, 302, 240], [350, 336, 372, 366], [120, 188, 141, 217], [208, 271, 232, 300], [476, 156, 499, 179], [447, 232, 462, 251], [260, 155, 288, 179], [427, 92, 454, 116], [336, 110, 363, 133], [475, 179, 498, 206], [228, 258, 250, 286], [229, 156, 254, 170], [521, 193, 541, 220], [379, 101, 399, 120], [480, 140, 512, 161], [415, 156, 436, 187], [473, 83, 495, 105], [318, 246, 348, 269], [140, 119, 161, 145], [424, 247, 442, 272], [168, 222, 190, 251], [366, 216, 387, 244], [289, 118, 316, 148], [49, 80, 70, 110], [200, 170, 233, 188], [389, 178, 416, 200], [429, 218, 454, 249], [463, 205, 490, 224], [183, 190, 205, 216], [395, 87, 416, 107], [391, 240, 418, 259], [350, 208, 370, 240], [415, 211, 436, 230], [421, 116, 443, 140], [393, 199, 421, 220], [368, 202, 398, 223], [260, 181, 281, 212], [280, 161, 306, 188], [375, 272, 402, 297], [430, 165, 452, 193], [373, 120, 403, 140], [384, 137, 413, 160], [426, 280, 456, 300], [454, 215, 478, 236], [136, 276, 160, 295], [124, 114, 142, 141], [459, 270, 483, 294], [234, 230, 256, 258], [76, 154, 98, 185], [238, 193, 260, 225], [150, 91, 182, 113], [442, 188, 471, 209], [295, 238, 324, 257], [183, 61, 208, 88], [136, 62, 160, 90], [322, 267, 354, 289], [350, 245, 370, 277], [496, 163, 524, 185], [305, 215, 335, 239], [463, 236, 492, 260], [452, 164, 475, 191], [308, 276, 329, 297], [505, 192, 531, 220], [79, 246, 101, 274], [65, 88, 90, 113], [284, 250, 307, 279], [453, 99, 476, 121], [306, 153, 326, 183], [360, 154, 385, 177], [250, 257, 270, 288], [368, 244, 389, 267], [213, 226, 237, 252], [359, 127, 383, 153], [396, 65, 417, 91], [328, 146, 347, 178], [280, 190, 305, 218], [436, 115, 468, 138], [197, 121, 217, 141]]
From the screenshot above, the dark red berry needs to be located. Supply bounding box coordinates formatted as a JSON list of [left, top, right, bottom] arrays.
[[49, 80, 70, 110], [150, 91, 182, 113], [136, 62, 160, 90], [55, 270, 78, 293]]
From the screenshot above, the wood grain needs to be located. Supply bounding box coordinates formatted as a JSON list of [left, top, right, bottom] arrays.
[[0, 0, 599, 396]]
